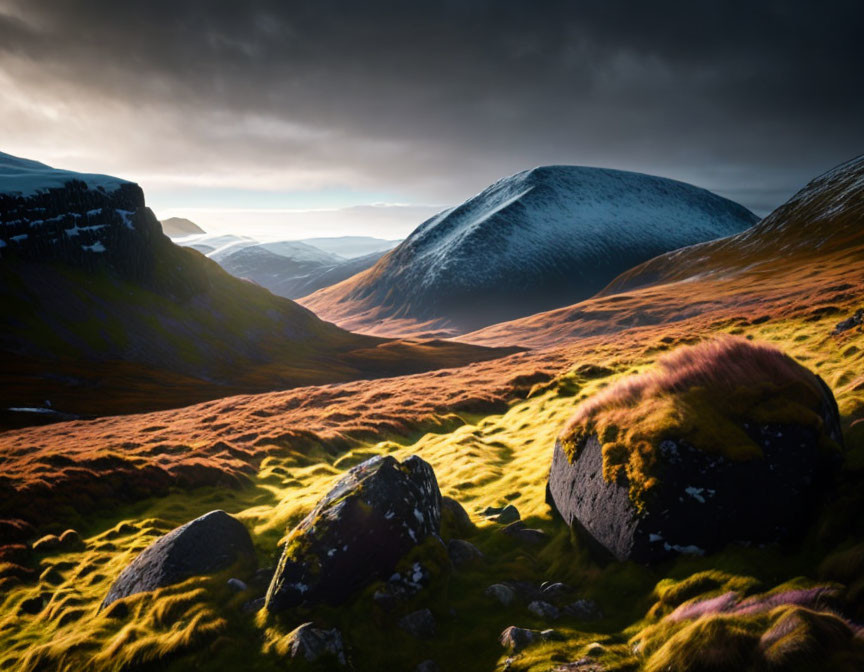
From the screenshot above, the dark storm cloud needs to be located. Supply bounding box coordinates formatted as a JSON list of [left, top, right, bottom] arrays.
[[1, 0, 862, 213]]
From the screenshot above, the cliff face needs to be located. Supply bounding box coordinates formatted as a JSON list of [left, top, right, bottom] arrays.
[[0, 153, 513, 425]]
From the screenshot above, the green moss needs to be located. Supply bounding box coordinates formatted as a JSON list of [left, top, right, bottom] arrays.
[[560, 339, 839, 511]]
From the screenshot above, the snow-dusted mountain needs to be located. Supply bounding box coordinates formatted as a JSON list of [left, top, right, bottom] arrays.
[[169, 234, 392, 299], [301, 165, 759, 335], [160, 217, 205, 237], [0, 151, 507, 423]]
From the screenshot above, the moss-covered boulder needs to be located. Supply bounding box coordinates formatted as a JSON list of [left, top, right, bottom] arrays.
[[548, 338, 843, 563], [101, 510, 255, 608], [265, 454, 442, 613]]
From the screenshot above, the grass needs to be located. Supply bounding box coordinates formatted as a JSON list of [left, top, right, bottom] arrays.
[[1, 231, 863, 670]]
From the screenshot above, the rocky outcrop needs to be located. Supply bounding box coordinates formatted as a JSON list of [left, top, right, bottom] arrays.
[[548, 403, 843, 564], [102, 510, 255, 608], [280, 623, 347, 665], [265, 455, 442, 612]]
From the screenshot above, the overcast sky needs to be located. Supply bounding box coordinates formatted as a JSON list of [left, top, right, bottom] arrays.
[[1, 0, 862, 239]]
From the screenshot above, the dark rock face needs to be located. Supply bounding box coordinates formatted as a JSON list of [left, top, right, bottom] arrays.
[[548, 408, 843, 563], [265, 455, 442, 613], [102, 510, 255, 608], [282, 623, 347, 665]]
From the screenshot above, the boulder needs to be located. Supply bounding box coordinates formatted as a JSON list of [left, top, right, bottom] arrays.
[[282, 623, 347, 665], [399, 608, 436, 639], [266, 455, 442, 612], [499, 626, 560, 652], [102, 510, 255, 608], [548, 340, 844, 563], [447, 539, 483, 568], [440, 496, 475, 538], [528, 600, 560, 620], [485, 583, 517, 606]]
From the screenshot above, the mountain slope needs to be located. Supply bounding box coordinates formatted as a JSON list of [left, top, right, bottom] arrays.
[[160, 216, 205, 236], [301, 165, 758, 336], [0, 152, 514, 425], [462, 155, 864, 349]]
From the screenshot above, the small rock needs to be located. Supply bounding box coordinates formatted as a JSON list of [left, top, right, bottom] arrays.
[[282, 623, 347, 665], [492, 505, 521, 524], [501, 521, 549, 545], [564, 599, 603, 621], [833, 308, 863, 334], [499, 626, 558, 652], [227, 577, 248, 592], [32, 535, 61, 554], [399, 608, 436, 639], [447, 539, 483, 568], [485, 583, 517, 606], [415, 660, 440, 672], [102, 510, 256, 608], [441, 497, 475, 538], [479, 505, 505, 517], [528, 600, 560, 620]]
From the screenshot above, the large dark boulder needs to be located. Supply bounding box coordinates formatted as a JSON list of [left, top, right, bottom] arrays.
[[266, 454, 441, 613], [102, 510, 255, 608], [548, 341, 844, 563]]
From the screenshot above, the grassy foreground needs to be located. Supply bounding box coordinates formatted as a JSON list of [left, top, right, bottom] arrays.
[[1, 301, 862, 671]]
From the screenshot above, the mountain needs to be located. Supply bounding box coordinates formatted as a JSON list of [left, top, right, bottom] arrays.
[[0, 152, 515, 426], [298, 235, 401, 259], [300, 165, 758, 336], [216, 244, 389, 299], [462, 154, 864, 349], [2, 162, 862, 672], [160, 216, 205, 237]]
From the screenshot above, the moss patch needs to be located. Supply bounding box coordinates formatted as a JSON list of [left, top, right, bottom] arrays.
[[559, 337, 837, 510]]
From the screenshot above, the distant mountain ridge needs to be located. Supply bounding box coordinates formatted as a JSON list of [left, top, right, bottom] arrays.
[[160, 217, 205, 236], [0, 151, 514, 425], [301, 165, 759, 335]]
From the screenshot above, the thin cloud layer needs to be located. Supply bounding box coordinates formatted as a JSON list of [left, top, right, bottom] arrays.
[[1, 0, 862, 224]]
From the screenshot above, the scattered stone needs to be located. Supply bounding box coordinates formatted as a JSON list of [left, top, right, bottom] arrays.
[[441, 496, 475, 538], [266, 455, 441, 612], [18, 596, 43, 615], [499, 626, 559, 652], [102, 510, 255, 608], [227, 578, 248, 592], [485, 583, 517, 606], [833, 308, 863, 334], [447, 539, 483, 568], [501, 521, 549, 545], [479, 505, 505, 517], [399, 608, 436, 639], [282, 623, 347, 665], [528, 600, 560, 620], [563, 599, 603, 621], [32, 535, 61, 554], [415, 660, 440, 672], [491, 505, 521, 524]]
